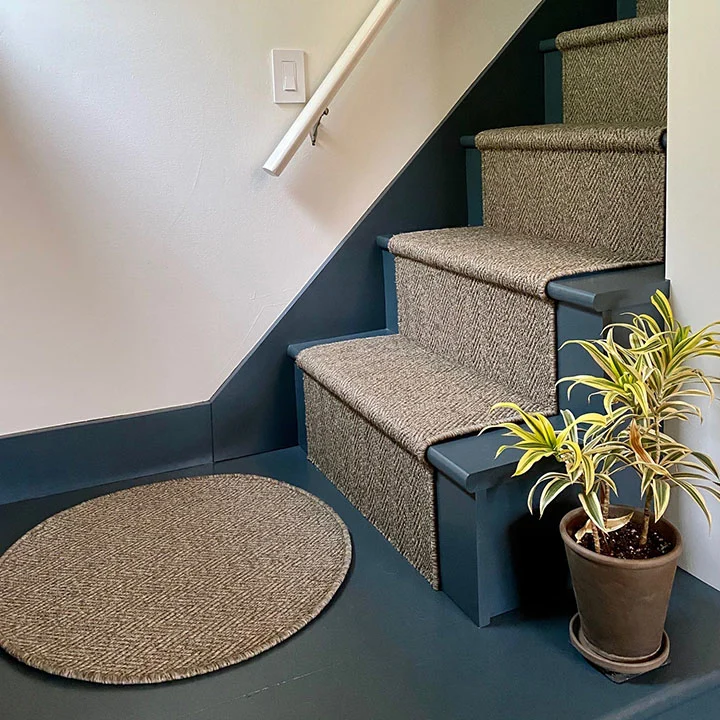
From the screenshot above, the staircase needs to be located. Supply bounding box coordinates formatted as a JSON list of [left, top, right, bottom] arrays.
[[292, 2, 669, 619]]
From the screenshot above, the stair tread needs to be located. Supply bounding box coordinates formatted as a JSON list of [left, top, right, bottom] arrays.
[[296, 334, 547, 461], [475, 123, 665, 153], [556, 12, 667, 52], [388, 226, 659, 298]]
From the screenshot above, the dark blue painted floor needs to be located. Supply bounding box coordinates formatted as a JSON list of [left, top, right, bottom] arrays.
[[1, 447, 720, 720]]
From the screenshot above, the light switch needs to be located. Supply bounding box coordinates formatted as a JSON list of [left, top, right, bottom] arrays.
[[281, 61, 297, 91], [272, 49, 306, 104]]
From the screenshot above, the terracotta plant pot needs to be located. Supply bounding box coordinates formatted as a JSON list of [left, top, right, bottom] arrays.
[[560, 507, 682, 672]]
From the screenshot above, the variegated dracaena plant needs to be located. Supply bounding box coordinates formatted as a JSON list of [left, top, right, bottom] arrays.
[[491, 291, 720, 555]]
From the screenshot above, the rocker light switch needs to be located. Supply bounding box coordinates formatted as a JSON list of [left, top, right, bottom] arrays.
[[272, 49, 306, 104], [281, 61, 297, 91]]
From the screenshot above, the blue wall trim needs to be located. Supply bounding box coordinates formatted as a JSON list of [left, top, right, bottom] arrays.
[[0, 404, 212, 505]]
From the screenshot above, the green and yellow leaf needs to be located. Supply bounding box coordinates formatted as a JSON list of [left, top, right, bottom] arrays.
[[579, 492, 606, 532]]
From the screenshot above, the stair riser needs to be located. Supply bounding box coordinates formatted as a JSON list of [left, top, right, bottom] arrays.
[[637, 0, 667, 16], [562, 33, 667, 124], [394, 257, 557, 413], [303, 375, 439, 587], [481, 149, 665, 258]]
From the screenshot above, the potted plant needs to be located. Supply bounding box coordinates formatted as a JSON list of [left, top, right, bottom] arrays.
[[492, 291, 720, 676]]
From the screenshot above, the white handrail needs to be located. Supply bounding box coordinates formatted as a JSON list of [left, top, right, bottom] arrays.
[[263, 0, 401, 177]]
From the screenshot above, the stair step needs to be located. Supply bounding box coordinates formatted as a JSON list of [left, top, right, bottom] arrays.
[[388, 226, 656, 298], [297, 334, 550, 587], [296, 334, 541, 461], [389, 233, 556, 405], [475, 123, 665, 152], [474, 123, 666, 259], [557, 13, 667, 52], [386, 225, 662, 399], [557, 13, 668, 124], [637, 0, 667, 16]]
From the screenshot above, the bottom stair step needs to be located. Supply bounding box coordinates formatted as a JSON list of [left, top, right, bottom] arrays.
[[296, 334, 552, 586], [296, 334, 547, 461]]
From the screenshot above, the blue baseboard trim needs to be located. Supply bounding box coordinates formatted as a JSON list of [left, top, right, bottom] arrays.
[[0, 404, 213, 505]]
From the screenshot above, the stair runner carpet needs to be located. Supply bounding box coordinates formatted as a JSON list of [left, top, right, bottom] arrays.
[[637, 0, 667, 17], [301, 340, 532, 585], [297, 7, 669, 586], [557, 14, 668, 124]]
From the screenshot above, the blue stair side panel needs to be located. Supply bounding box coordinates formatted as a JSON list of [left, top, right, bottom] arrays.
[[465, 148, 483, 226], [432, 272, 668, 625]]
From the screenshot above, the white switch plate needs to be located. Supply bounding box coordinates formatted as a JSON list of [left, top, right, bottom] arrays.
[[271, 49, 306, 104]]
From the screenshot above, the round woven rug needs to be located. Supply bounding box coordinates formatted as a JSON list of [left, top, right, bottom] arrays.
[[0, 473, 351, 684]]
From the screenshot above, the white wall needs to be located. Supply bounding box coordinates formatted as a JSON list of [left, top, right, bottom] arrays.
[[0, 0, 539, 437], [666, 0, 720, 589]]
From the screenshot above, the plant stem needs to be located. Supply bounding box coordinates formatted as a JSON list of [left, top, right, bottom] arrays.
[[600, 484, 610, 525], [640, 489, 652, 547], [600, 484, 612, 555], [591, 522, 602, 554], [641, 417, 662, 548], [599, 484, 612, 553]]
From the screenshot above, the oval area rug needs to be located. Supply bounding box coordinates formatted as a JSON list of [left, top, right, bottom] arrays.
[[0, 474, 351, 684]]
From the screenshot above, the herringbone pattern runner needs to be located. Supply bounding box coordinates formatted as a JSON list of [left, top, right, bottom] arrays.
[[298, 335, 532, 461], [389, 226, 642, 298], [637, 0, 667, 16], [393, 257, 556, 408], [558, 14, 668, 124], [476, 125, 666, 257], [0, 474, 351, 684], [304, 376, 438, 586]]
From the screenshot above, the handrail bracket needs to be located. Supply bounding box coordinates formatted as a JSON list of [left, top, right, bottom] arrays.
[[310, 108, 330, 146]]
